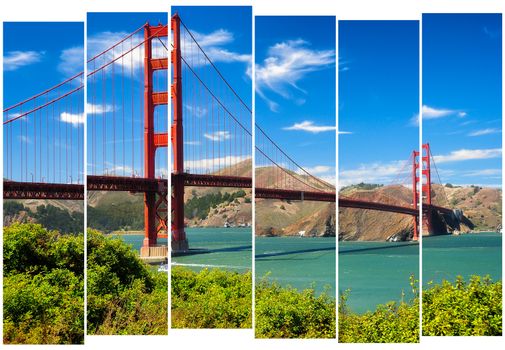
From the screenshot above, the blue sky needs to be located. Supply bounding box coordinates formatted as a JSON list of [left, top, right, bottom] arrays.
[[4, 22, 84, 184], [255, 16, 336, 185], [423, 14, 502, 187], [172, 6, 252, 174], [4, 22, 83, 106], [339, 21, 419, 187], [87, 12, 168, 178]]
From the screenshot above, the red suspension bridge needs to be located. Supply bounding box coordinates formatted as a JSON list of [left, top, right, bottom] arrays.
[[3, 15, 461, 256]]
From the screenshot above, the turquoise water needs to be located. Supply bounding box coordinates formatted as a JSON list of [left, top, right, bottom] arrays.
[[116, 234, 168, 251], [422, 232, 502, 286], [171, 227, 252, 272], [339, 241, 419, 313], [255, 236, 336, 295]]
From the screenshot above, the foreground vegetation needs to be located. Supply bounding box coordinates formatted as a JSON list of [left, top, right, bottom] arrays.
[[339, 276, 419, 343], [171, 267, 252, 328], [87, 230, 168, 335], [255, 279, 336, 338], [423, 276, 502, 336], [338, 275, 502, 342], [3, 224, 84, 344]]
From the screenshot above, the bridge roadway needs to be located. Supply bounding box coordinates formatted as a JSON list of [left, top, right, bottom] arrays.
[[4, 175, 452, 218]]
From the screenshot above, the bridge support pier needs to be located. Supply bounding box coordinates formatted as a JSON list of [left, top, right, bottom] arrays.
[[171, 174, 188, 254]]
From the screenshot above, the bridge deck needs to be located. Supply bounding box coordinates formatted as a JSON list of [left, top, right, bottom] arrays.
[[3, 181, 84, 200]]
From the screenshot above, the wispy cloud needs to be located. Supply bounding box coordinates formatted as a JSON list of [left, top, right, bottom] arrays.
[[422, 105, 466, 120], [298, 165, 333, 176], [339, 160, 409, 187], [204, 130, 231, 141], [483, 26, 499, 39], [87, 31, 163, 73], [433, 148, 502, 164], [190, 29, 251, 65], [60, 112, 84, 126], [18, 135, 31, 144], [283, 120, 335, 133], [86, 103, 115, 114], [410, 105, 467, 126], [338, 130, 353, 135], [468, 128, 500, 137], [338, 57, 350, 72], [256, 39, 335, 112], [298, 165, 336, 185], [185, 104, 208, 118], [58, 46, 84, 76], [185, 141, 201, 146], [462, 169, 501, 177], [4, 50, 44, 71]]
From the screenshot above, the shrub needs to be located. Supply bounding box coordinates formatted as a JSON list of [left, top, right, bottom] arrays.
[[422, 276, 502, 336], [86, 229, 167, 335], [171, 267, 252, 328], [255, 279, 335, 338], [338, 275, 419, 343], [3, 224, 84, 344]]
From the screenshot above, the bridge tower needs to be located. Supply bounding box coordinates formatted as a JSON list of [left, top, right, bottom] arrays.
[[171, 14, 189, 253], [413, 143, 433, 239], [141, 23, 169, 257]]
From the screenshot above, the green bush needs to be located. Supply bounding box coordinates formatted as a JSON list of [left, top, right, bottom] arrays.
[[171, 267, 252, 328], [86, 229, 167, 335], [255, 279, 335, 338], [422, 276, 502, 336], [338, 275, 419, 343], [3, 223, 84, 344]]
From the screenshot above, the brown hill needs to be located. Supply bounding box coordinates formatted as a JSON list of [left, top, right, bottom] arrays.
[[339, 185, 414, 241], [339, 184, 502, 241], [432, 184, 502, 231], [254, 165, 336, 237]]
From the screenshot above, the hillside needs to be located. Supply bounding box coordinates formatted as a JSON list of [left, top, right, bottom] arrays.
[[433, 184, 502, 231], [254, 164, 336, 237], [339, 183, 502, 241], [339, 184, 414, 241], [3, 200, 84, 234]]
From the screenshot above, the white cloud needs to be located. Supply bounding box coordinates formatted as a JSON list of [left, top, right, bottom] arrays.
[[422, 105, 465, 120], [184, 141, 201, 146], [204, 130, 231, 141], [87, 31, 154, 74], [283, 120, 335, 133], [462, 169, 501, 177], [256, 39, 335, 111], [58, 46, 84, 76], [60, 112, 84, 126], [4, 50, 44, 71], [298, 165, 333, 176], [184, 155, 250, 172], [468, 128, 500, 137], [18, 135, 31, 144], [190, 29, 251, 65], [86, 103, 115, 114], [185, 104, 207, 118], [433, 148, 502, 164], [339, 160, 409, 187], [338, 130, 353, 135], [320, 175, 336, 186]]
